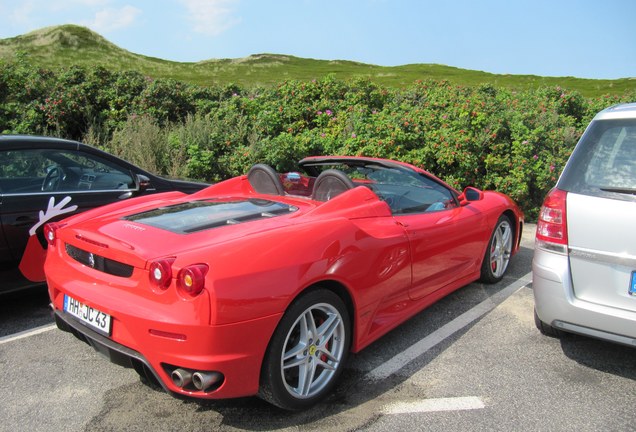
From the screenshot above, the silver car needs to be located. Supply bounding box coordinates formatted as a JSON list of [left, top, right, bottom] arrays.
[[533, 102, 636, 347]]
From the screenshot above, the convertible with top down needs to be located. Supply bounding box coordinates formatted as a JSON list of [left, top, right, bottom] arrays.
[[45, 156, 523, 410]]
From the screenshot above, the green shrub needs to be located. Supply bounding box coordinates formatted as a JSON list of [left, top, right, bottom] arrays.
[[2, 58, 636, 219], [106, 114, 175, 175]]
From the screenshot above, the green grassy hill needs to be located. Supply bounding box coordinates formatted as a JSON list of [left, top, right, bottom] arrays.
[[1, 24, 634, 97]]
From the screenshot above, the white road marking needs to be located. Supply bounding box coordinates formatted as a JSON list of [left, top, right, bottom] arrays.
[[4, 274, 531, 419], [0, 323, 56, 345], [368, 272, 532, 380], [383, 396, 485, 414]]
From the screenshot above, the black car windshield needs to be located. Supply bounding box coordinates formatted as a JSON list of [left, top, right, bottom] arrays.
[[124, 199, 298, 234]]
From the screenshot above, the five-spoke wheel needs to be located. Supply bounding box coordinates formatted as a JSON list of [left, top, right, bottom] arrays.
[[480, 215, 513, 283], [260, 289, 350, 410]]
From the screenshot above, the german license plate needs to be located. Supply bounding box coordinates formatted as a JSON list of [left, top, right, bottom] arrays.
[[63, 294, 111, 336], [630, 272, 636, 296]]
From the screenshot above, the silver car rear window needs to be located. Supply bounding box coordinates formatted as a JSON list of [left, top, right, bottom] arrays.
[[559, 119, 636, 202]]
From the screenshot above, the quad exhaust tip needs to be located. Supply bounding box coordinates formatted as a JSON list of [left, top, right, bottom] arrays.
[[170, 368, 223, 392], [192, 371, 222, 391], [170, 368, 193, 388]]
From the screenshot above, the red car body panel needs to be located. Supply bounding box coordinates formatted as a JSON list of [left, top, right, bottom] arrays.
[[46, 157, 523, 400]]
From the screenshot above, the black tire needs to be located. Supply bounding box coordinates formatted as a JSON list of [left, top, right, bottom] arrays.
[[259, 288, 351, 410], [534, 309, 563, 338], [480, 215, 513, 283]]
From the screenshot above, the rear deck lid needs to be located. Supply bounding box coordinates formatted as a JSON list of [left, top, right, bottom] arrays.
[[122, 198, 298, 234], [60, 197, 300, 269]]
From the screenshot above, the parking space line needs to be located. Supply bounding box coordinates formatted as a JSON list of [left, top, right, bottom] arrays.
[[0, 323, 56, 345], [383, 396, 485, 414], [368, 272, 532, 380]]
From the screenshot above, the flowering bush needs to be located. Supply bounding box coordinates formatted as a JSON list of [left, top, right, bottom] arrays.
[[1, 60, 635, 219]]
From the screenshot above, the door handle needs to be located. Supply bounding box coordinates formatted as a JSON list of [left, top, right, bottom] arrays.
[[13, 216, 38, 228]]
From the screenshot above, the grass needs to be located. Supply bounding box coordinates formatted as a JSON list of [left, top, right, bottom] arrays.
[[0, 24, 634, 98]]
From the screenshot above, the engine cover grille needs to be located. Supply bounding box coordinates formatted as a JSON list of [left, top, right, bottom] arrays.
[[65, 244, 134, 277]]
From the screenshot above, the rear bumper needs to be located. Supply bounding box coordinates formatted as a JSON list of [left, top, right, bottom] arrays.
[[532, 248, 636, 347], [52, 301, 282, 399], [46, 236, 284, 400], [54, 309, 164, 387]]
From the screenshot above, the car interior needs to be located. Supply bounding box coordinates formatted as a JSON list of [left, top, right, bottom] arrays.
[[246, 162, 458, 214], [0, 149, 136, 194]]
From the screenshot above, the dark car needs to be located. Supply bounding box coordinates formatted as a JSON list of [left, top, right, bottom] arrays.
[[0, 135, 208, 293]]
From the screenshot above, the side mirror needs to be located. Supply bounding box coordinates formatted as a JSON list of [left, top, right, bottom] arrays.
[[137, 174, 151, 193], [459, 186, 484, 205]]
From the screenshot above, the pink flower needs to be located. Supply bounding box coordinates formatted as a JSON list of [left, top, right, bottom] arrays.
[[533, 154, 539, 160]]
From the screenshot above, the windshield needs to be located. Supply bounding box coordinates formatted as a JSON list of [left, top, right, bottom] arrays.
[[303, 161, 458, 214]]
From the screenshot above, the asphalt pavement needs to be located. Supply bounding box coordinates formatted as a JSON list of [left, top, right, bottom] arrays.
[[1, 223, 635, 431]]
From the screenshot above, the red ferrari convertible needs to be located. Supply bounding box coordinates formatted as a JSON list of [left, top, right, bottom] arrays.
[[46, 156, 523, 410]]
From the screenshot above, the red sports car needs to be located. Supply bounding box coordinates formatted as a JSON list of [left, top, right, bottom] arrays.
[[46, 156, 523, 410]]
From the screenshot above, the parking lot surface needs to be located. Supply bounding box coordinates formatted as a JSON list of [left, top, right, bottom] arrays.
[[1, 224, 635, 431]]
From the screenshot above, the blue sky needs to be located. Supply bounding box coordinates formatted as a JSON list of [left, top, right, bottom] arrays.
[[0, 0, 634, 79]]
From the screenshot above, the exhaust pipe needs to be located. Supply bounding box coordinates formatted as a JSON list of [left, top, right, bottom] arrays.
[[171, 368, 193, 388], [192, 371, 222, 391]]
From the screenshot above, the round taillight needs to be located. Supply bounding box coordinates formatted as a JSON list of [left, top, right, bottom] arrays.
[[149, 258, 174, 290], [44, 223, 60, 246], [177, 264, 209, 297]]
